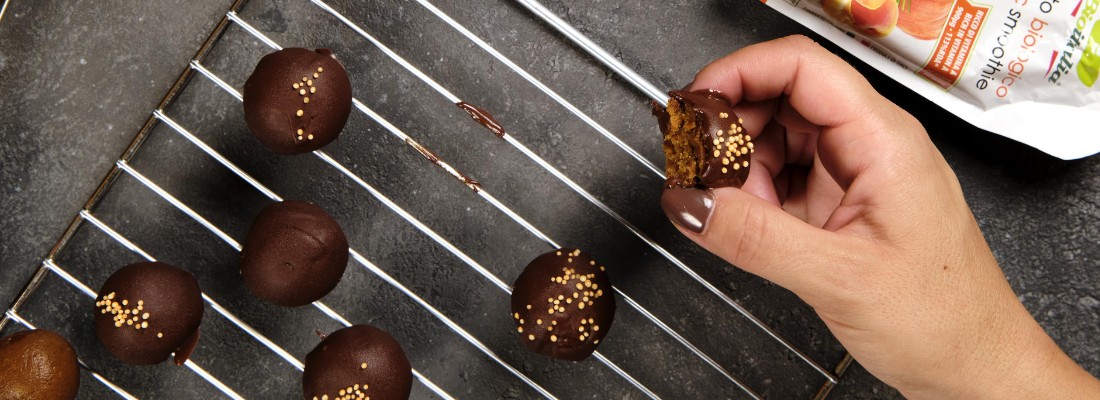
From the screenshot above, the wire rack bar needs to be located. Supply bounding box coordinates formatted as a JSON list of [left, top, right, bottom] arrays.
[[513, 0, 669, 104], [399, 0, 663, 177], [302, 0, 834, 383], [113, 160, 455, 399], [4, 309, 139, 400], [35, 258, 244, 399]]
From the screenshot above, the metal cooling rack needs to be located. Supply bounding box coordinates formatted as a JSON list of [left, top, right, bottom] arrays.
[[2, 0, 853, 398]]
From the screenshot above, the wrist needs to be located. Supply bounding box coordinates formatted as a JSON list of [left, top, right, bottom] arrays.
[[904, 300, 1100, 399]]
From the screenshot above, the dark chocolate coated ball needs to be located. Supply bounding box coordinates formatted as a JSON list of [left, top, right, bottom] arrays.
[[303, 325, 413, 400], [652, 89, 754, 189], [94, 262, 204, 365], [240, 201, 349, 307], [243, 48, 353, 155], [510, 248, 616, 361], [0, 329, 80, 400]]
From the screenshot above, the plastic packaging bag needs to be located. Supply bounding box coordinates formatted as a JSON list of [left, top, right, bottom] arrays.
[[762, 0, 1100, 159]]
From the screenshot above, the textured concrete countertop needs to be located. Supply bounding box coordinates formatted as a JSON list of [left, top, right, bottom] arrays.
[[1, 0, 1097, 399]]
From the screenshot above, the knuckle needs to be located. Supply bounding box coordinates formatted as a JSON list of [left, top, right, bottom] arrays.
[[727, 200, 770, 270]]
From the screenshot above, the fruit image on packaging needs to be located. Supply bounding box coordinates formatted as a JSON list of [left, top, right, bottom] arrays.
[[897, 0, 955, 40], [821, 0, 899, 38]]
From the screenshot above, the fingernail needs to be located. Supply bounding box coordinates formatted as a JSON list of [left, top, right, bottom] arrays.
[[660, 188, 714, 234]]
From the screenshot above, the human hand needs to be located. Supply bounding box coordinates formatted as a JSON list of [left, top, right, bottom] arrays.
[[659, 35, 1100, 399]]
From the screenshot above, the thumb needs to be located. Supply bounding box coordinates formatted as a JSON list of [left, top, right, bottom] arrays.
[[660, 186, 850, 297]]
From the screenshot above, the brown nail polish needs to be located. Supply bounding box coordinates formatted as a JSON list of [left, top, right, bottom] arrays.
[[660, 188, 714, 234]]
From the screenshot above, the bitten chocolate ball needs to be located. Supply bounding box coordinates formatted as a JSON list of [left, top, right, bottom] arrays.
[[94, 262, 204, 365], [243, 48, 353, 155], [0, 329, 80, 400], [303, 325, 413, 400], [510, 249, 615, 361], [239, 201, 349, 307], [651, 89, 754, 189]]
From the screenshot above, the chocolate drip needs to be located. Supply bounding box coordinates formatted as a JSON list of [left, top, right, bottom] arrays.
[[456, 101, 506, 138], [404, 138, 482, 192]]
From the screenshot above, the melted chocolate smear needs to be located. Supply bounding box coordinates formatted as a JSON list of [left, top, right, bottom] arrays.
[[456, 102, 505, 138], [404, 138, 482, 192]]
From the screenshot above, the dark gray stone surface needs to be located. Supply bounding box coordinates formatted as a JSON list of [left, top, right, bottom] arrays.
[[0, 0, 1096, 399]]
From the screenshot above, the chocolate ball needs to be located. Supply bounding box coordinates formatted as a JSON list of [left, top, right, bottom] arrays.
[[243, 48, 353, 155], [510, 249, 616, 361], [94, 262, 204, 365], [239, 201, 349, 307], [303, 325, 413, 400], [0, 329, 80, 400], [651, 89, 754, 189]]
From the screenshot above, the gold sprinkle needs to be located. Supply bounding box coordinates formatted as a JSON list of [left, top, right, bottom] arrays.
[[157, 332, 163, 338], [302, 77, 308, 82], [303, 97, 310, 104], [361, 362, 367, 369], [713, 139, 720, 146], [547, 326, 553, 331], [593, 325, 600, 331], [517, 326, 524, 333], [526, 304, 532, 310], [514, 313, 520, 319], [142, 312, 150, 319], [122, 300, 128, 306], [307, 79, 313, 86], [746, 135, 752, 141], [720, 112, 729, 118], [318, 67, 324, 72], [738, 117, 744, 123], [294, 83, 300, 89], [722, 158, 729, 165], [528, 334, 535, 341], [536, 319, 543, 325], [300, 89, 306, 96], [550, 335, 558, 342], [310, 87, 316, 94], [576, 283, 583, 290], [748, 142, 755, 149], [590, 261, 595, 265], [141, 321, 148, 328], [296, 109, 304, 117], [556, 251, 562, 256], [578, 302, 586, 309], [713, 150, 721, 158], [743, 161, 749, 167], [733, 163, 740, 170], [298, 129, 304, 135], [314, 72, 320, 79]]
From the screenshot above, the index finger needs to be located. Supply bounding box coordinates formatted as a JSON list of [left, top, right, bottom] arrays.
[[688, 35, 918, 190]]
